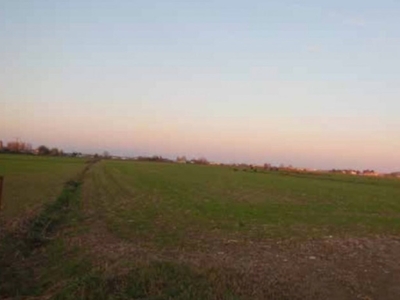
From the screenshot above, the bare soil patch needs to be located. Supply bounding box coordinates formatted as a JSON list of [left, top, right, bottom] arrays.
[[70, 213, 400, 300]]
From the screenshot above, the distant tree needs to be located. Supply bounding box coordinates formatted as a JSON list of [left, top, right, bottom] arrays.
[[363, 169, 375, 175], [193, 157, 209, 165], [7, 142, 20, 152], [38, 145, 50, 155], [25, 143, 33, 152], [264, 163, 272, 170], [50, 148, 59, 156], [103, 151, 110, 158]]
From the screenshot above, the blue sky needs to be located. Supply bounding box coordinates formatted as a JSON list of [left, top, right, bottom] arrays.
[[1, 0, 399, 171]]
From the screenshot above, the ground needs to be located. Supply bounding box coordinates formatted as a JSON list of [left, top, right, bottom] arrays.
[[1, 155, 400, 299], [0, 154, 85, 219]]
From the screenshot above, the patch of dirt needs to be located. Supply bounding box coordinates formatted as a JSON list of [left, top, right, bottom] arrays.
[[69, 213, 400, 300]]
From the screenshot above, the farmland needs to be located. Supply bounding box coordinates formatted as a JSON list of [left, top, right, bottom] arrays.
[[84, 161, 400, 243], [0, 154, 85, 218], [2, 155, 400, 299]]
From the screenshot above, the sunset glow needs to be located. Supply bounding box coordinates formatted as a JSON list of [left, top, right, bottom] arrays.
[[1, 0, 399, 172]]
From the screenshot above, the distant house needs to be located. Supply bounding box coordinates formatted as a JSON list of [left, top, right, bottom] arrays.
[[176, 156, 187, 164]]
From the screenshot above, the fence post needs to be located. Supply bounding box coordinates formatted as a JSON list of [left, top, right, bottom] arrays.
[[0, 176, 3, 211]]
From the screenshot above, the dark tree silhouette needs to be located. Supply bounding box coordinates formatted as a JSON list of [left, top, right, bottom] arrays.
[[38, 145, 50, 155]]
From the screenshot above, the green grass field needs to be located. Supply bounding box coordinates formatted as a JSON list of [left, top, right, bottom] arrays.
[[84, 160, 400, 244], [2, 155, 400, 299], [0, 154, 85, 218]]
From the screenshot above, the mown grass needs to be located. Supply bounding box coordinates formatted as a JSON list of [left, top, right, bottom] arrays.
[[0, 154, 86, 218], [84, 160, 400, 245]]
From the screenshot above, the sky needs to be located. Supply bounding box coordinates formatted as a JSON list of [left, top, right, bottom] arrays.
[[1, 0, 399, 172]]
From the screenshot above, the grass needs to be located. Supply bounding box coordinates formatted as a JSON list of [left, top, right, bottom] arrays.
[[0, 165, 243, 299], [2, 156, 400, 299], [0, 154, 86, 218], [0, 175, 85, 298], [53, 262, 237, 300], [0, 157, 241, 299], [84, 160, 400, 245]]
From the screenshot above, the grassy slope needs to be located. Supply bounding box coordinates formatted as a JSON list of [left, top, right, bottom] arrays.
[[0, 154, 85, 218], [84, 160, 400, 244]]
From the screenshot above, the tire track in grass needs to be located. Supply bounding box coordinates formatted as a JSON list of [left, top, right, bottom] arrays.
[[0, 158, 99, 298]]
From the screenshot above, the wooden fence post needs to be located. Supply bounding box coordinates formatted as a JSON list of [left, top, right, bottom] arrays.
[[0, 176, 3, 211]]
